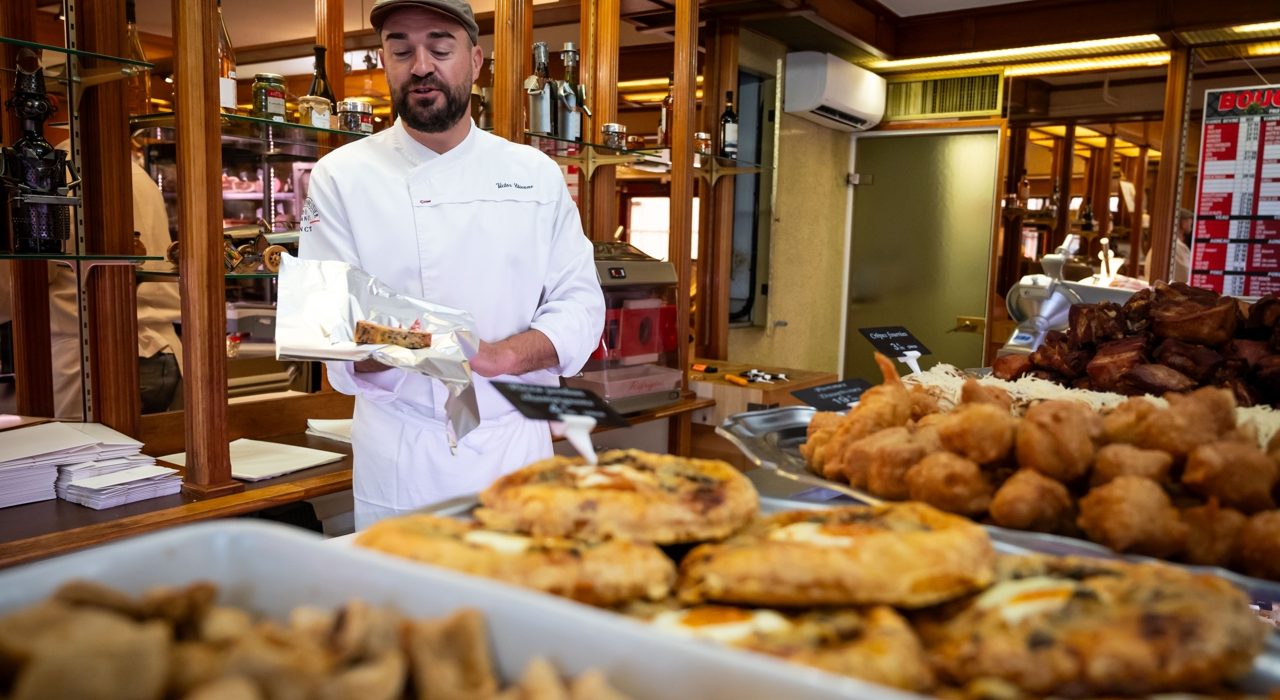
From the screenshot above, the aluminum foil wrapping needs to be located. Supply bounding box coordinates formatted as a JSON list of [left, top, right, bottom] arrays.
[[275, 254, 480, 441]]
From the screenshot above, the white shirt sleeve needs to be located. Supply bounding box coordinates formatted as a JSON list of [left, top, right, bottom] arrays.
[[299, 159, 407, 401], [528, 174, 605, 377]]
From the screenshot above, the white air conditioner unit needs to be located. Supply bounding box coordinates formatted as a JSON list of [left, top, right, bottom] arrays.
[[784, 51, 886, 132]]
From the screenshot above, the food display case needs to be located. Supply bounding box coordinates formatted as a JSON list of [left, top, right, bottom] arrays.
[[567, 242, 682, 414]]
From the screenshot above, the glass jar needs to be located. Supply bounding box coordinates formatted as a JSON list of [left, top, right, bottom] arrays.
[[694, 131, 712, 156], [297, 95, 332, 129], [251, 73, 286, 122], [601, 123, 626, 150], [336, 100, 374, 134]]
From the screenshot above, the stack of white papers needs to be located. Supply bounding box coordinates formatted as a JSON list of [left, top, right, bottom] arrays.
[[58, 465, 182, 510], [160, 438, 344, 482], [0, 423, 99, 508], [0, 421, 181, 511], [305, 418, 353, 443]]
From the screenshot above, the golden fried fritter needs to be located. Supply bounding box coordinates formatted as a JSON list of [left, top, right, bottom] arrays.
[[800, 411, 845, 477], [908, 385, 943, 421], [1101, 397, 1162, 445], [1183, 441, 1278, 514], [988, 468, 1074, 534], [1236, 510, 1280, 580], [904, 452, 993, 517], [1014, 400, 1102, 483], [959, 379, 1013, 412], [935, 403, 1017, 466], [1090, 444, 1174, 487], [1181, 500, 1247, 568], [847, 427, 934, 500], [1100, 388, 1237, 460], [1077, 476, 1188, 559], [816, 354, 914, 481]]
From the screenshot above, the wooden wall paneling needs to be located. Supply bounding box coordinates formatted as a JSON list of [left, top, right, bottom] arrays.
[[1053, 125, 1075, 249], [173, 0, 240, 499], [1093, 133, 1115, 258], [78, 0, 141, 435], [1149, 45, 1192, 283], [698, 20, 737, 360], [318, 0, 345, 102], [983, 119, 1013, 366], [584, 0, 621, 242], [668, 0, 698, 456], [492, 0, 531, 141], [0, 0, 55, 418], [995, 126, 1027, 300]]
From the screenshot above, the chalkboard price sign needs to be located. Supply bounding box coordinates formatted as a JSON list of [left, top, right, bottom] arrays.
[[858, 326, 931, 357], [492, 382, 630, 428], [790, 378, 872, 412]]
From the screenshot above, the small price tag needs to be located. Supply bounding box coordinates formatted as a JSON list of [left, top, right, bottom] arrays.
[[790, 378, 871, 411], [858, 326, 931, 357], [492, 382, 630, 428]]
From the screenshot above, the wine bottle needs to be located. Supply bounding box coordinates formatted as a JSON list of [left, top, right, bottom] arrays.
[[719, 90, 738, 159], [307, 45, 336, 104], [124, 0, 151, 115], [658, 73, 673, 148], [216, 0, 237, 113]]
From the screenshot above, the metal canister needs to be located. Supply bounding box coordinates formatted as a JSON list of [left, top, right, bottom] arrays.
[[251, 73, 287, 122], [336, 100, 374, 134], [601, 123, 627, 150]]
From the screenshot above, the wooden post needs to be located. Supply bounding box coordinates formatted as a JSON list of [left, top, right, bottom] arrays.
[[669, 0, 698, 456], [0, 0, 54, 418], [583, 0, 620, 242], [1149, 44, 1192, 283], [1129, 146, 1149, 277], [492, 0, 530, 141], [78, 0, 141, 435], [1053, 124, 1075, 248], [318, 0, 345, 102], [698, 20, 737, 360], [997, 126, 1028, 304], [173, 0, 240, 498]]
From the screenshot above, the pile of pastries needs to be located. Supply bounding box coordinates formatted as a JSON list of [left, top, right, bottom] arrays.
[[0, 580, 627, 700], [356, 449, 1273, 697], [804, 353, 1280, 583]]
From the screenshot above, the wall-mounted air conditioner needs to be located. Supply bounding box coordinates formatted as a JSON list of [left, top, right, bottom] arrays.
[[783, 51, 886, 132]]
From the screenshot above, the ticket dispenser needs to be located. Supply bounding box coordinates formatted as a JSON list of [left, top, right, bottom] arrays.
[[566, 242, 682, 413]]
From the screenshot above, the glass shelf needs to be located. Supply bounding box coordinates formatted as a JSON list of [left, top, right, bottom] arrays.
[[130, 112, 365, 159], [0, 36, 154, 69], [525, 131, 664, 158], [136, 264, 279, 281], [0, 252, 163, 262]]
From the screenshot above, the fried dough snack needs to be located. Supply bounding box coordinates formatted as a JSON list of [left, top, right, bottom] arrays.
[[1090, 443, 1174, 487], [958, 378, 1012, 412], [819, 354, 913, 480], [1236, 510, 1280, 580], [934, 403, 1017, 466], [1077, 476, 1188, 558], [1102, 388, 1238, 459], [799, 411, 844, 477], [1014, 400, 1102, 483], [904, 452, 993, 517], [1183, 441, 1279, 514], [1181, 500, 1247, 567], [988, 468, 1073, 534], [838, 426, 932, 498]]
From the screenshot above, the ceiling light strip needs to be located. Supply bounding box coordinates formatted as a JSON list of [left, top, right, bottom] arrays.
[[863, 34, 1164, 72]]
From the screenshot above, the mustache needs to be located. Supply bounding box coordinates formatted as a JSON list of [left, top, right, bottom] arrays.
[[405, 76, 447, 91]]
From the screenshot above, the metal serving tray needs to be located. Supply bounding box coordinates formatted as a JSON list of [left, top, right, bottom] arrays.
[[0, 521, 918, 700], [718, 405, 1280, 607]]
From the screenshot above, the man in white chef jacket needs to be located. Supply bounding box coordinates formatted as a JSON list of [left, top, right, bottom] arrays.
[[299, 0, 605, 528]]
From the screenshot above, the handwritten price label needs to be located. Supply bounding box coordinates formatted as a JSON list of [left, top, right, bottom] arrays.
[[858, 326, 930, 357]]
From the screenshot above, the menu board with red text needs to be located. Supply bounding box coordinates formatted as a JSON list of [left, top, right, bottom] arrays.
[[1190, 85, 1280, 297]]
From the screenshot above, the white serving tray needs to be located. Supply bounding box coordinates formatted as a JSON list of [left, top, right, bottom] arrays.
[[0, 521, 919, 700]]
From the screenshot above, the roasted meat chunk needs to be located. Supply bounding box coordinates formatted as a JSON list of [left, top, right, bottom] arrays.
[[1067, 302, 1127, 350], [1028, 331, 1089, 378], [1119, 364, 1197, 396], [991, 353, 1032, 381], [1153, 338, 1223, 384], [1151, 295, 1239, 347], [1086, 337, 1148, 392]]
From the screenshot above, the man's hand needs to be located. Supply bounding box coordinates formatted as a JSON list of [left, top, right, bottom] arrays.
[[469, 331, 560, 378], [354, 358, 393, 374]]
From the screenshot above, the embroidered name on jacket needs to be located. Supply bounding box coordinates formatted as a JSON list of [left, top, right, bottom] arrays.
[[496, 182, 534, 190]]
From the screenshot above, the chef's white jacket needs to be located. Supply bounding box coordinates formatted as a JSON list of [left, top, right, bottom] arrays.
[[300, 119, 604, 527]]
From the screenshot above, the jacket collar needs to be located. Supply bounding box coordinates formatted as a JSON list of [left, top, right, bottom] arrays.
[[392, 118, 477, 171]]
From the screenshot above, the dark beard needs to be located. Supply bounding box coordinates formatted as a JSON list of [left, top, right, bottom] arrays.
[[393, 73, 472, 133]]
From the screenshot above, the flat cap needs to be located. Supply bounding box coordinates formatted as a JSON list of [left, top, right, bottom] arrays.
[[370, 0, 479, 45]]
